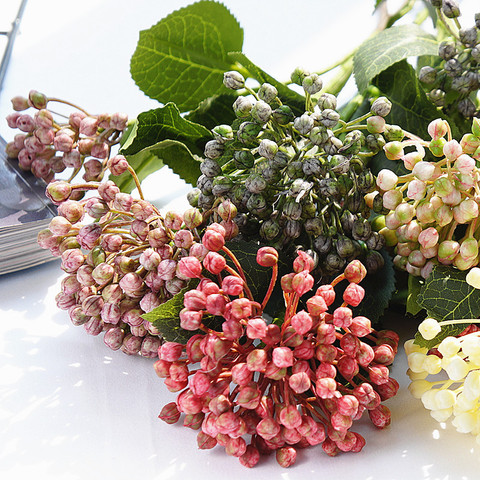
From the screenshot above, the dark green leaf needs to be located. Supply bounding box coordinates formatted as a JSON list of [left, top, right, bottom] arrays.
[[121, 103, 212, 157], [373, 60, 459, 138], [227, 51, 305, 116], [417, 265, 480, 321], [143, 281, 200, 344], [185, 93, 238, 130], [112, 140, 201, 193], [222, 240, 291, 315], [406, 274, 425, 316], [414, 322, 469, 350], [354, 24, 439, 92], [130, 1, 243, 111]]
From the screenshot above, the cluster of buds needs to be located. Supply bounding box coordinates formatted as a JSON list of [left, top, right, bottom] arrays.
[[188, 69, 397, 277], [420, 2, 480, 118], [374, 117, 480, 278], [36, 157, 225, 358], [406, 317, 480, 442], [155, 240, 399, 468], [5, 90, 128, 183]]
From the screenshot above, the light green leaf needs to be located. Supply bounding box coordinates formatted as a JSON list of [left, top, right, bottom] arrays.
[[111, 139, 201, 193], [354, 24, 439, 92], [130, 1, 243, 111], [228, 51, 306, 116]]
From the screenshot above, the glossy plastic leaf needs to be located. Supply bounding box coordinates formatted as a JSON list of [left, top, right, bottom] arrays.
[[228, 51, 305, 116], [417, 265, 480, 321], [112, 139, 201, 193], [130, 1, 243, 111], [354, 24, 438, 92], [372, 60, 455, 138], [121, 103, 212, 157]]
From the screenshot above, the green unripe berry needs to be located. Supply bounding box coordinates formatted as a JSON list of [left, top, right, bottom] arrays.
[[429, 138, 447, 157]]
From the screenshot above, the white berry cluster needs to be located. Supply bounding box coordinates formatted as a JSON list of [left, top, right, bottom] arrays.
[[406, 323, 480, 442]]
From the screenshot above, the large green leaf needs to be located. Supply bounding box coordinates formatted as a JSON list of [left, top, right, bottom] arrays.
[[373, 60, 456, 138], [354, 24, 438, 92], [111, 139, 201, 193], [121, 103, 212, 157], [414, 322, 470, 350], [227, 51, 306, 116], [417, 265, 480, 321], [185, 92, 238, 130], [406, 274, 425, 316], [130, 1, 243, 111]]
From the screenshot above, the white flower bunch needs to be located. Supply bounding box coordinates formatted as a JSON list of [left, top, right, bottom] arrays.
[[406, 331, 480, 442]]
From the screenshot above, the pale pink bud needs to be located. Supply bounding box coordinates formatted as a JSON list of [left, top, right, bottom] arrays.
[[110, 112, 128, 130], [11, 95, 29, 111], [256, 246, 278, 267], [344, 259, 367, 283], [441, 187, 462, 206], [438, 240, 460, 264], [221, 275, 244, 296], [119, 272, 144, 295], [79, 116, 99, 136], [333, 306, 353, 328], [179, 308, 203, 330], [203, 251, 226, 274], [177, 256, 202, 278], [202, 229, 225, 251], [288, 372, 311, 393], [350, 316, 372, 337], [246, 317, 267, 339], [291, 270, 314, 296], [316, 377, 337, 398], [376, 169, 398, 190], [198, 279, 220, 295], [205, 293, 227, 316], [272, 346, 294, 368], [54, 132, 74, 152], [160, 342, 183, 362], [412, 161, 435, 181], [418, 227, 439, 249], [433, 204, 453, 227], [343, 283, 365, 307], [157, 259, 177, 280], [407, 179, 426, 200], [428, 119, 448, 139], [91, 141, 109, 159], [382, 189, 403, 210], [460, 237, 478, 261], [16, 114, 35, 132], [184, 290, 207, 311], [453, 198, 479, 223], [306, 295, 328, 316], [384, 141, 404, 160], [290, 310, 313, 334], [77, 138, 93, 155], [443, 139, 462, 160], [455, 154, 475, 174], [315, 284, 336, 306], [385, 211, 401, 230], [402, 151, 423, 170]]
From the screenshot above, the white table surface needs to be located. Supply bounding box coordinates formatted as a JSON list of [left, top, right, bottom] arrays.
[[1, 1, 480, 479]]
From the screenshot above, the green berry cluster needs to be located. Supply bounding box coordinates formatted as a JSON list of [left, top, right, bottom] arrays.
[[189, 70, 394, 276], [420, 2, 480, 118]]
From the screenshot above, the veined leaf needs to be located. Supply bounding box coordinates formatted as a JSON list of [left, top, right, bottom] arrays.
[[228, 51, 305, 116], [373, 60, 454, 138], [130, 1, 243, 111], [406, 274, 425, 316], [354, 24, 438, 92], [414, 322, 469, 350], [185, 92, 238, 130], [417, 265, 480, 321], [112, 139, 201, 193], [121, 103, 212, 157]]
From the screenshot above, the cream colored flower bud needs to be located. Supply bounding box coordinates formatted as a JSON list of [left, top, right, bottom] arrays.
[[418, 318, 441, 340]]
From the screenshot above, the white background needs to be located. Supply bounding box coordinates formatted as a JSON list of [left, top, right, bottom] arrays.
[[1, 1, 480, 479]]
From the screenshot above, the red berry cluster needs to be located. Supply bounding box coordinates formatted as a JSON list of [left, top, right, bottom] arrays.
[[155, 241, 399, 467], [5, 90, 128, 183]]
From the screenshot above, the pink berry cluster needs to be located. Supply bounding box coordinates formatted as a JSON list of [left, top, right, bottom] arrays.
[[36, 163, 240, 357], [155, 245, 399, 467], [5, 90, 128, 183], [375, 117, 480, 278]]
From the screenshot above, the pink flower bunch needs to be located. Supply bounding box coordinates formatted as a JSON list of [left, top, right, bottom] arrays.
[[155, 244, 399, 467], [36, 165, 242, 358], [5, 90, 128, 183]]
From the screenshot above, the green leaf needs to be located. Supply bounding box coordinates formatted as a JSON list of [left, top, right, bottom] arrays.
[[185, 92, 238, 130], [406, 274, 425, 316], [353, 24, 439, 92], [227, 51, 306, 116], [121, 103, 212, 157], [111, 139, 201, 193], [130, 1, 243, 111], [414, 322, 469, 350], [143, 281, 200, 344], [417, 265, 480, 321], [372, 60, 457, 138], [352, 249, 396, 323]]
